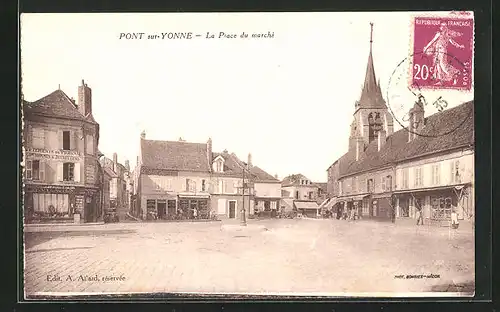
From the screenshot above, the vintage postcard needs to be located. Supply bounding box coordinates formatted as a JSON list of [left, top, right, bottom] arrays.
[[20, 11, 475, 299]]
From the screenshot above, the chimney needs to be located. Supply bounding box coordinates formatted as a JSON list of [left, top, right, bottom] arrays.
[[377, 130, 387, 151], [247, 153, 252, 168], [355, 138, 364, 161], [274, 174, 278, 179], [408, 99, 425, 142], [207, 138, 213, 169], [124, 160, 130, 172], [113, 153, 118, 172], [77, 79, 92, 116], [140, 130, 146, 139]]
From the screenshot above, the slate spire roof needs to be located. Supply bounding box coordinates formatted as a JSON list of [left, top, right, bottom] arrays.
[[356, 23, 387, 110]]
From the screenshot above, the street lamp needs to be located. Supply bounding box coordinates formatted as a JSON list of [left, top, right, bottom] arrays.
[[240, 167, 247, 226]]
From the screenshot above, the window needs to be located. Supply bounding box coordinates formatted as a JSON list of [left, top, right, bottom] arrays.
[[414, 167, 423, 187], [402, 168, 409, 189], [146, 199, 156, 212], [270, 201, 277, 210], [215, 160, 223, 172], [362, 199, 370, 216], [32, 128, 45, 149], [63, 163, 74, 181], [295, 191, 299, 199], [63, 131, 71, 150], [25, 160, 45, 181], [352, 177, 357, 193], [431, 196, 452, 220], [225, 181, 234, 193], [33, 193, 69, 214], [431, 164, 441, 185], [386, 175, 392, 191], [86, 135, 94, 155], [338, 181, 343, 195], [400, 198, 410, 217], [308, 192, 313, 200], [201, 179, 206, 191], [367, 179, 374, 193], [381, 176, 386, 192], [450, 160, 461, 184]]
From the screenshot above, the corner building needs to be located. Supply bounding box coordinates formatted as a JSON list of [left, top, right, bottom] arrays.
[[23, 80, 103, 224]]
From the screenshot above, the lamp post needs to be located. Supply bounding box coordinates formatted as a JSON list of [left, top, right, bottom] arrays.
[[240, 167, 247, 226]]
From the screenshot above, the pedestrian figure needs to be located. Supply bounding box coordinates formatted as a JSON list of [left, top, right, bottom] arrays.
[[416, 204, 424, 225], [450, 208, 459, 229], [193, 208, 198, 220]]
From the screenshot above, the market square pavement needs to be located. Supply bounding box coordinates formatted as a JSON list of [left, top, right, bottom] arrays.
[[23, 218, 474, 298]]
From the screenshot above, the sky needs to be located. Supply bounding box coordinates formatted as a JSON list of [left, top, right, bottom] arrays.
[[20, 12, 474, 182]]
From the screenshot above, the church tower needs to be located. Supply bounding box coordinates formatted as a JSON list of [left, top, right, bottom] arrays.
[[348, 23, 394, 154]]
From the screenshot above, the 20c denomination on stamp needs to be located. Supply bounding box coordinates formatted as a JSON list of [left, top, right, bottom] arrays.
[[411, 14, 474, 91]]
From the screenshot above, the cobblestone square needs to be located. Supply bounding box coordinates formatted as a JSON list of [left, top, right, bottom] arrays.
[[23, 219, 474, 298]]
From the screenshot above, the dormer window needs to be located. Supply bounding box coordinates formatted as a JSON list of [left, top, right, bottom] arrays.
[[212, 156, 225, 173]]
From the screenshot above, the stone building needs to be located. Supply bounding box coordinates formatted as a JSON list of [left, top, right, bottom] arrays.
[[23, 80, 102, 224], [100, 153, 130, 219], [280, 174, 322, 217], [134, 133, 279, 220], [326, 25, 474, 225]]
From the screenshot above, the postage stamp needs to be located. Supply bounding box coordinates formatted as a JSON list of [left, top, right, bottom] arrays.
[[410, 14, 474, 91]]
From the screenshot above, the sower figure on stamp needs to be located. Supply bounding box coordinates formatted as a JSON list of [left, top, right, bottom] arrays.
[[423, 22, 465, 86]]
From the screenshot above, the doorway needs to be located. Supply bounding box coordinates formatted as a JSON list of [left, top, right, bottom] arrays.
[[84, 195, 95, 222], [229, 201, 236, 218], [167, 200, 176, 216], [157, 200, 166, 219]]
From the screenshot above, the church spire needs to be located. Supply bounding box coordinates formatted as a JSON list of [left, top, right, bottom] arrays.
[[356, 22, 386, 110]]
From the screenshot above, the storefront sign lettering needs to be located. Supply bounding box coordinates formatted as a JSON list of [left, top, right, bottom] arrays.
[[25, 152, 81, 162]]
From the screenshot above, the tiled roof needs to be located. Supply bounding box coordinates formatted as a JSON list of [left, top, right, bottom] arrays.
[[249, 166, 280, 183], [103, 167, 118, 178], [337, 101, 474, 178], [141, 139, 210, 172], [281, 173, 310, 187], [216, 152, 279, 182], [314, 182, 327, 192], [23, 90, 97, 124]]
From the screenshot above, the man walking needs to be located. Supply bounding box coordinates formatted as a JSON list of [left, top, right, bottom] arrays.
[[416, 204, 424, 225]]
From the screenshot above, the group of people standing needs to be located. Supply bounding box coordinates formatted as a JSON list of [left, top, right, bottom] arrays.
[[335, 205, 359, 221]]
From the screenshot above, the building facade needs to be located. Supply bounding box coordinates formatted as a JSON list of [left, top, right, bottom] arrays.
[[281, 174, 322, 217], [100, 153, 130, 219], [23, 80, 102, 224], [326, 25, 474, 225], [134, 134, 279, 220]]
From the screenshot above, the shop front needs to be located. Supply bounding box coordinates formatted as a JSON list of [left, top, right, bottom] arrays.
[[255, 197, 280, 218], [294, 200, 320, 218], [394, 184, 473, 225], [24, 184, 101, 224], [370, 193, 394, 221], [178, 194, 211, 219]]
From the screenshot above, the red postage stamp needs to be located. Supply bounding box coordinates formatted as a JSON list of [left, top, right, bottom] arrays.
[[411, 14, 474, 91]]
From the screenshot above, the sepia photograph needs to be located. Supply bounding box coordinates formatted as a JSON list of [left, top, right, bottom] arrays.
[[20, 11, 475, 298]]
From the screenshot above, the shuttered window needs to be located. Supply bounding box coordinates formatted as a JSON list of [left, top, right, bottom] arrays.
[[31, 128, 45, 149], [63, 131, 71, 150]]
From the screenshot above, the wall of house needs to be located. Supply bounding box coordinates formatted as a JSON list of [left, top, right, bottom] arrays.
[[339, 167, 394, 196], [394, 149, 474, 191], [24, 119, 100, 188], [254, 182, 281, 198], [210, 195, 253, 219], [394, 149, 474, 221], [282, 185, 321, 201], [327, 162, 340, 197]]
